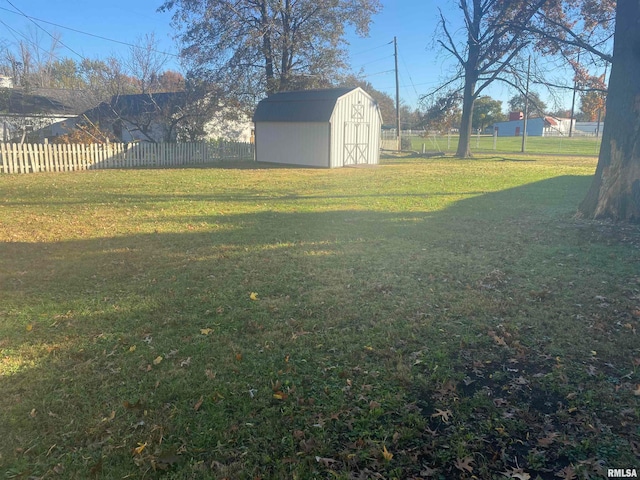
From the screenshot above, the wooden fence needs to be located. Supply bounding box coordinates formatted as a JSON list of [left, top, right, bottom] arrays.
[[0, 141, 255, 174]]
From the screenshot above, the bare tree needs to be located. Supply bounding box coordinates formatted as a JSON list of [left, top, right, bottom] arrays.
[[123, 33, 169, 94], [433, 0, 547, 158]]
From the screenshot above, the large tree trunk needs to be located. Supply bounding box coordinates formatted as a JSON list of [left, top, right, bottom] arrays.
[[260, 1, 277, 95], [578, 0, 640, 222], [456, 82, 475, 158]]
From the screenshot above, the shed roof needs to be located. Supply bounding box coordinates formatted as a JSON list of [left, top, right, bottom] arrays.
[[253, 87, 358, 123]]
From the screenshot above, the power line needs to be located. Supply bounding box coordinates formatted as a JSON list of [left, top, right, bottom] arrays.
[[0, 18, 66, 63], [0, 4, 180, 58], [350, 41, 393, 57], [359, 69, 395, 79], [399, 52, 420, 98], [351, 54, 394, 70], [3, 0, 86, 60]]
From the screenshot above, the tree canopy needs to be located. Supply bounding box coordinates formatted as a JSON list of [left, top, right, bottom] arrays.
[[159, 0, 381, 102], [508, 92, 547, 117], [472, 96, 506, 131]]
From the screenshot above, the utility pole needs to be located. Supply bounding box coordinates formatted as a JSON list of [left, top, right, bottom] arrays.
[[569, 50, 580, 138], [394, 36, 401, 151], [521, 56, 531, 153]]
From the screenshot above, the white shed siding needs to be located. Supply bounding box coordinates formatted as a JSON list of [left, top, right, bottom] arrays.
[[329, 89, 381, 168], [255, 122, 330, 167]]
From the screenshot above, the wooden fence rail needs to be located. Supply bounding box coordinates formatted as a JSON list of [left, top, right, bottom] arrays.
[[0, 141, 255, 174]]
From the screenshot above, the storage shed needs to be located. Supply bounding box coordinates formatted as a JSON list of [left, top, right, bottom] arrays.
[[253, 87, 381, 168]]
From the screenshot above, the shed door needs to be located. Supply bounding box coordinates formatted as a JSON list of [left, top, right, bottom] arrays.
[[343, 122, 370, 165]]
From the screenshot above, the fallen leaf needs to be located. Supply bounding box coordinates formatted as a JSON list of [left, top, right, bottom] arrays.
[[133, 442, 147, 455], [455, 456, 474, 473], [431, 408, 452, 423], [101, 410, 116, 422], [200, 328, 213, 335], [193, 395, 204, 411], [633, 384, 640, 396], [249, 292, 259, 301], [205, 369, 216, 380], [315, 456, 338, 467], [153, 356, 163, 365], [502, 468, 531, 480], [128, 345, 136, 352], [273, 391, 288, 400], [235, 353, 243, 361], [488, 330, 507, 346], [538, 432, 559, 447], [123, 399, 142, 410], [382, 445, 393, 461], [26, 324, 33, 332], [421, 466, 438, 477], [29, 408, 37, 418], [555, 465, 577, 480], [180, 357, 191, 367]]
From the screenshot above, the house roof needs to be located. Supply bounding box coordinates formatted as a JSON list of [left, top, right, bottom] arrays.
[[81, 92, 186, 123], [0, 88, 96, 115], [252, 87, 358, 123]]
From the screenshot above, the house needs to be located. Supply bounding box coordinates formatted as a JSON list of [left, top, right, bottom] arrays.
[[49, 92, 253, 144], [252, 87, 382, 168], [54, 92, 187, 143], [0, 87, 95, 142], [492, 115, 575, 137]]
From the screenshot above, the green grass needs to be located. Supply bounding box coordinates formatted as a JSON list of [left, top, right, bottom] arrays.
[[409, 134, 603, 156], [1, 156, 639, 479]]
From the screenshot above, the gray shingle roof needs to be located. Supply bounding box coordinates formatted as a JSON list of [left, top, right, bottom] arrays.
[[252, 87, 357, 123]]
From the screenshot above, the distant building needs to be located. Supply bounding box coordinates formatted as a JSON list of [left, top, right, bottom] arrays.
[[0, 76, 13, 88], [575, 122, 604, 136], [492, 116, 575, 137]]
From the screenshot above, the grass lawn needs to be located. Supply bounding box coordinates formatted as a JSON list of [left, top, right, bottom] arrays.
[[409, 134, 603, 156], [1, 155, 639, 479]]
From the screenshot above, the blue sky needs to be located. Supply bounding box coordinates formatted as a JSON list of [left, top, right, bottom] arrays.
[[0, 0, 585, 111]]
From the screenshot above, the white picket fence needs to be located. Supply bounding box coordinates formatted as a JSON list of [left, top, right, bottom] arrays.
[[0, 141, 255, 174]]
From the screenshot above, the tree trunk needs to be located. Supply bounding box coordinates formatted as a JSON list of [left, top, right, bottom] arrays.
[[456, 77, 476, 158], [260, 1, 276, 95], [579, 0, 640, 222]]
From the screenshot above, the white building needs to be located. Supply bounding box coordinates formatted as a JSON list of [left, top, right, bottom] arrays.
[[493, 116, 576, 137], [253, 87, 382, 168]]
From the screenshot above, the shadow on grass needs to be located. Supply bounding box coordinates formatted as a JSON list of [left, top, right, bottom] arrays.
[[3, 174, 638, 478]]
